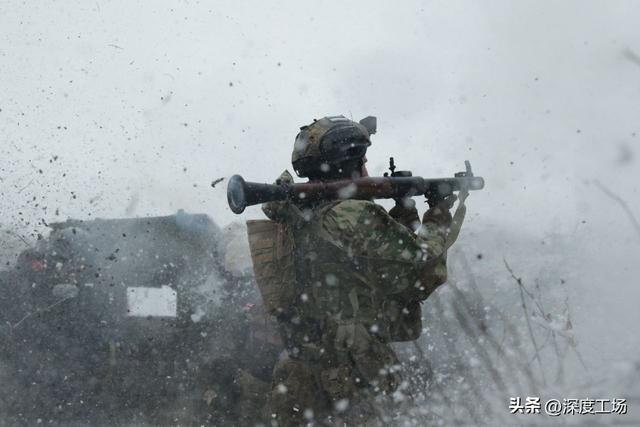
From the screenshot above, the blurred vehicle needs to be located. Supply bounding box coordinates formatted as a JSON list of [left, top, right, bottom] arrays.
[[0, 211, 280, 426]]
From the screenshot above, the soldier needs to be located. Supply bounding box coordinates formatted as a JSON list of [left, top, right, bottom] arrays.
[[248, 115, 458, 426]]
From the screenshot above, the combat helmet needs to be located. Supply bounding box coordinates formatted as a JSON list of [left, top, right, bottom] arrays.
[[292, 115, 377, 179]]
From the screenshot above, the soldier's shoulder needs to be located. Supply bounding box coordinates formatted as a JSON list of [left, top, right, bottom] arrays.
[[328, 199, 387, 217], [321, 199, 390, 231]]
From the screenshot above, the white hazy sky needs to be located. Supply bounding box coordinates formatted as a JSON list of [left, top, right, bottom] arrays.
[[1, 0, 639, 368]]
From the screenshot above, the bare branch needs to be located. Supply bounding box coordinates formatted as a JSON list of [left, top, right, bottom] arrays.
[[503, 258, 547, 386], [593, 179, 640, 240], [450, 297, 508, 391], [457, 252, 539, 392]]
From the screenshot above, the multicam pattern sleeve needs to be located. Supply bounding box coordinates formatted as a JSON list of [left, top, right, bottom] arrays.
[[320, 199, 448, 301]]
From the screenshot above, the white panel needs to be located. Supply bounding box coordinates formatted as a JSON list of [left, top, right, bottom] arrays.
[[126, 285, 177, 318]]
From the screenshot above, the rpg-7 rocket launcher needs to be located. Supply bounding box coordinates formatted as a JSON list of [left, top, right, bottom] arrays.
[[227, 159, 484, 214]]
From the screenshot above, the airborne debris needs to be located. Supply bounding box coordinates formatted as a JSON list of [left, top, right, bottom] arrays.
[[622, 47, 640, 67], [617, 143, 633, 165], [211, 177, 225, 188]]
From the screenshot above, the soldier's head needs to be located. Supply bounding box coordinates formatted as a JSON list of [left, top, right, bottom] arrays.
[[292, 115, 376, 181]]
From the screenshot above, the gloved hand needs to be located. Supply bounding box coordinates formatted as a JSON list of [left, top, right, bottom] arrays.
[[422, 194, 457, 227], [274, 170, 294, 185], [262, 170, 294, 220], [388, 198, 420, 231]]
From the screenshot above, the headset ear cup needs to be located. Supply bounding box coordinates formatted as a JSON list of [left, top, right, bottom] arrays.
[[319, 136, 369, 163], [346, 145, 367, 159]]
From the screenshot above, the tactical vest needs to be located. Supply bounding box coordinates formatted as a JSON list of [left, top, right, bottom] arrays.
[[247, 201, 423, 346], [246, 219, 297, 317]]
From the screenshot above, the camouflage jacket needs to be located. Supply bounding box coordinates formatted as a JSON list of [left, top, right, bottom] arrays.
[[262, 171, 449, 345]]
